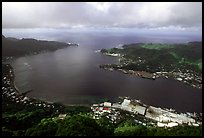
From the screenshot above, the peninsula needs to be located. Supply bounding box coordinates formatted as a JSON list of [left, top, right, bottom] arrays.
[[2, 35, 78, 58], [99, 42, 202, 89]]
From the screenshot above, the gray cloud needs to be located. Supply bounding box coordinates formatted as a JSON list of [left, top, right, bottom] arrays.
[[2, 2, 202, 31]]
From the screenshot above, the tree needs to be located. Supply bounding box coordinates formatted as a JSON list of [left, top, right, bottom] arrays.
[[56, 115, 103, 136], [25, 118, 58, 136]]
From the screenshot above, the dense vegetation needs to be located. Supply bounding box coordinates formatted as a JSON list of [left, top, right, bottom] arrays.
[[2, 97, 94, 136], [2, 35, 70, 57], [2, 102, 202, 136]]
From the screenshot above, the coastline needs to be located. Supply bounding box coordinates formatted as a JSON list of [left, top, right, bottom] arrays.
[[13, 79, 21, 94], [99, 64, 202, 89], [3, 63, 91, 109], [99, 49, 202, 90]]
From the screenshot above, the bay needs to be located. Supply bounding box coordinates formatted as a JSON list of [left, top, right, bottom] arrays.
[[8, 32, 202, 113]]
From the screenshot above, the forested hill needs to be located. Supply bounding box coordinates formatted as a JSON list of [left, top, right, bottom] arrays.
[[2, 35, 73, 57], [122, 41, 202, 60], [102, 42, 202, 72]]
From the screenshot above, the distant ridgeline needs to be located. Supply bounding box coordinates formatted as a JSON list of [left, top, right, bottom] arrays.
[[2, 35, 77, 57]]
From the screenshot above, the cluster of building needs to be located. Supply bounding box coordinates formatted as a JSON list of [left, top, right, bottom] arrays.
[[152, 70, 202, 89], [145, 105, 201, 127], [91, 98, 202, 128], [91, 102, 122, 123], [173, 71, 201, 89], [2, 64, 56, 110], [100, 49, 202, 89], [100, 60, 202, 89]]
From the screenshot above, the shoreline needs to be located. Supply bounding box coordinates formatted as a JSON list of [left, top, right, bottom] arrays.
[[10, 65, 31, 96], [4, 63, 92, 108], [91, 97, 202, 127], [99, 63, 202, 89], [3, 63, 202, 114]]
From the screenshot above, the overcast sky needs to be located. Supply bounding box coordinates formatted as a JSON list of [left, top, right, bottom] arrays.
[[2, 2, 202, 33]]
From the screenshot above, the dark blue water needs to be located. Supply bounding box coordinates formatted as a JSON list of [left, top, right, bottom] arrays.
[[7, 32, 202, 113]]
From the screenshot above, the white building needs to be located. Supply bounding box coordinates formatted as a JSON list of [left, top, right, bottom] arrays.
[[112, 103, 121, 108], [121, 99, 132, 111], [23, 97, 29, 101], [133, 105, 146, 115], [121, 99, 130, 107], [104, 102, 112, 107], [177, 78, 183, 81], [158, 115, 171, 123], [167, 122, 178, 127], [157, 122, 179, 128]]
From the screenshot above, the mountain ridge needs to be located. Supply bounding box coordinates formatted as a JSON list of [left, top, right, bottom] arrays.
[[2, 35, 73, 57]]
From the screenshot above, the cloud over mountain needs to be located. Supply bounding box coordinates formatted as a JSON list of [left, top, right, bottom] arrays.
[[2, 2, 202, 31]]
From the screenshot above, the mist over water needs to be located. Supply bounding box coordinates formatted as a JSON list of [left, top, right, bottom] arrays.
[[5, 30, 202, 113], [3, 29, 202, 47]]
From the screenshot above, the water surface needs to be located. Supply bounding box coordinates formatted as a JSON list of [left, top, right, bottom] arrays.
[[8, 32, 202, 113]]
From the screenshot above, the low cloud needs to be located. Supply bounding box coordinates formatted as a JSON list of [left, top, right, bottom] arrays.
[[2, 2, 202, 31]]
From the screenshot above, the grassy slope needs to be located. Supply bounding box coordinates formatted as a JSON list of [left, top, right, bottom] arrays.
[[120, 43, 202, 72], [140, 43, 173, 50]]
